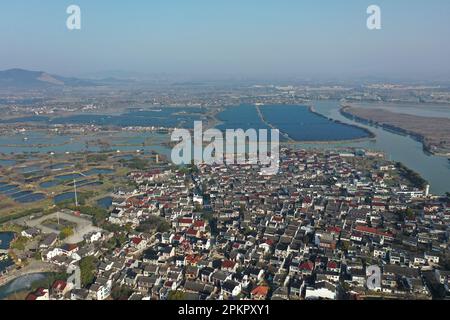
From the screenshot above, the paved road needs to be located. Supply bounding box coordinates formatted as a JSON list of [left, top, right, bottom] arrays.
[[16, 211, 102, 244]]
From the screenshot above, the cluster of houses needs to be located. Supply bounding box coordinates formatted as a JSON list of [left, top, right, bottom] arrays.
[[19, 148, 450, 300]]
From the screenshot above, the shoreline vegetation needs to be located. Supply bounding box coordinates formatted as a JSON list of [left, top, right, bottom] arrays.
[[340, 104, 450, 157], [305, 104, 376, 143], [395, 162, 429, 189]]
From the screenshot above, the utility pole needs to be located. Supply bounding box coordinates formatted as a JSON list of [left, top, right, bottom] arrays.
[[74, 179, 78, 207]]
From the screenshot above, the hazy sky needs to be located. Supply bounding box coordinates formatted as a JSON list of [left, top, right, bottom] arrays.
[[1, 0, 450, 80]]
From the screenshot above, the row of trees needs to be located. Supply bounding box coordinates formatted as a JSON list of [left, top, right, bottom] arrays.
[[136, 215, 171, 233], [395, 162, 428, 189]]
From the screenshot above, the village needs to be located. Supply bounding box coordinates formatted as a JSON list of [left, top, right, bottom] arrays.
[[1, 147, 449, 300]]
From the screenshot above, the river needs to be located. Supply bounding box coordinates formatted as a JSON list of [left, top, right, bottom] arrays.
[[293, 100, 450, 195], [0, 273, 49, 300], [0, 232, 15, 274]]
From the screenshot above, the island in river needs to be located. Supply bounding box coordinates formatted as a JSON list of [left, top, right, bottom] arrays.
[[341, 105, 450, 156]]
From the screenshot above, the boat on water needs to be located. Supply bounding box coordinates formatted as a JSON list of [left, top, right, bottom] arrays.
[[0, 254, 9, 261]]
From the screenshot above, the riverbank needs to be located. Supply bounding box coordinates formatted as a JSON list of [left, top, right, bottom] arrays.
[[0, 271, 60, 300], [2, 290, 28, 300], [309, 105, 376, 140], [307, 100, 450, 195], [0, 260, 61, 288], [340, 105, 450, 157]]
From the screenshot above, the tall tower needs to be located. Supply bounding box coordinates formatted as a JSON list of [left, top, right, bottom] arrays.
[[73, 179, 79, 207]]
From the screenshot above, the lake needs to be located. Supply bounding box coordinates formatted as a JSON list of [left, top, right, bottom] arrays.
[[15, 193, 46, 203], [1, 187, 21, 196], [16, 165, 41, 174], [0, 232, 15, 274], [0, 232, 15, 251], [216, 105, 271, 131], [0, 184, 45, 204], [83, 168, 114, 176], [97, 197, 113, 209], [40, 180, 61, 188], [54, 192, 77, 204], [216, 105, 370, 141], [55, 173, 84, 181], [0, 131, 172, 156], [0, 184, 19, 193], [0, 107, 206, 129], [215, 104, 370, 142], [45, 163, 74, 171], [260, 105, 370, 141], [0, 159, 16, 167]]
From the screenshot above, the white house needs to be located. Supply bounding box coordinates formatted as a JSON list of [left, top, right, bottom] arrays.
[[44, 246, 81, 262], [89, 280, 112, 301], [193, 194, 203, 205], [21, 228, 40, 239], [305, 281, 337, 300], [424, 252, 440, 265], [84, 231, 103, 243]]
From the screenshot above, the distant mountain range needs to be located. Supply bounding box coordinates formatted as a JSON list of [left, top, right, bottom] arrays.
[[0, 68, 129, 89]]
